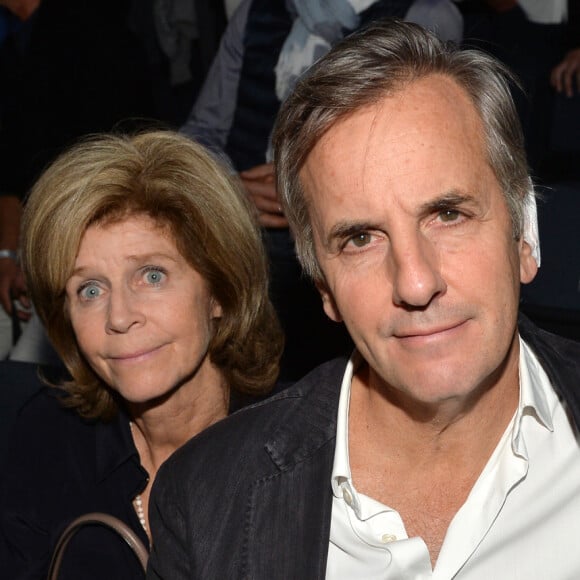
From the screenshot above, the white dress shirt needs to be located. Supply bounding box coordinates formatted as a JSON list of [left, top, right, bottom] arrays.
[[326, 337, 580, 579]]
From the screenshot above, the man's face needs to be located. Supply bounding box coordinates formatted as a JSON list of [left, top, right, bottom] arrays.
[[300, 75, 537, 408]]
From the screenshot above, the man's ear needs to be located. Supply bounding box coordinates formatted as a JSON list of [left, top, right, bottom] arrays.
[[519, 238, 538, 284], [315, 279, 343, 322]]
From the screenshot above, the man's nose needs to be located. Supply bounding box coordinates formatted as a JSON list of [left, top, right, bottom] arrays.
[[389, 232, 446, 309]]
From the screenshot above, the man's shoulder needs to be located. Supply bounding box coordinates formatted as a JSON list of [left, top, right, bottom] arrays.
[[519, 314, 580, 367], [519, 314, 580, 423], [157, 357, 348, 491]]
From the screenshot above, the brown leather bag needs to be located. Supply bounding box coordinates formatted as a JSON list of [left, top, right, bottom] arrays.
[[47, 513, 149, 579]]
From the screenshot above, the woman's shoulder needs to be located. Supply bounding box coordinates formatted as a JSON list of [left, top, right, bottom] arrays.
[[0, 361, 83, 444], [15, 385, 91, 438], [0, 386, 143, 579], [1, 387, 95, 484]]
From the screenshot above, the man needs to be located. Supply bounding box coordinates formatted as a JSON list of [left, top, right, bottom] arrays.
[[147, 20, 580, 578], [550, 0, 580, 109]]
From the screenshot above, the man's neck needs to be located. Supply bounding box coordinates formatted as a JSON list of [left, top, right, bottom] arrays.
[[347, 355, 520, 566], [350, 350, 520, 460]]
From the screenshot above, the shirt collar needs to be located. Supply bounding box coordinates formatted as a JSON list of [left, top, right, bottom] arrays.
[[331, 349, 361, 498], [95, 405, 143, 486], [514, 336, 557, 447], [331, 336, 558, 498]]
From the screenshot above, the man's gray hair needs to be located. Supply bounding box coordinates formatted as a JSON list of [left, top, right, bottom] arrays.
[[273, 19, 531, 281]]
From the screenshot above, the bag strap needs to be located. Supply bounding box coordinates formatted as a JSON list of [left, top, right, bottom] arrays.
[[47, 512, 149, 579]]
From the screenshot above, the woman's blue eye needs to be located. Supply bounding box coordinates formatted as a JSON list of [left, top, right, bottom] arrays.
[[79, 284, 101, 300], [144, 269, 166, 285]]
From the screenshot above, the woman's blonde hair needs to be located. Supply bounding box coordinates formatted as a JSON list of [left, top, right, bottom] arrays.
[[21, 130, 283, 420]]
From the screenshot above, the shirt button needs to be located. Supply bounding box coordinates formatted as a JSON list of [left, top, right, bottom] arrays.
[[381, 533, 397, 544]]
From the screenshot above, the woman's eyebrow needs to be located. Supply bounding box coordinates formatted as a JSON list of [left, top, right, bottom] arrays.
[[68, 252, 179, 277]]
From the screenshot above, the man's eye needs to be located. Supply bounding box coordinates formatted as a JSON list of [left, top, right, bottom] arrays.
[[348, 233, 373, 248], [78, 283, 101, 301], [439, 209, 460, 222], [143, 268, 166, 285]]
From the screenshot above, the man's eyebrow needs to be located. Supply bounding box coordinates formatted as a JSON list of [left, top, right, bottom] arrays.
[[323, 192, 479, 249], [418, 191, 477, 215], [325, 220, 378, 249]]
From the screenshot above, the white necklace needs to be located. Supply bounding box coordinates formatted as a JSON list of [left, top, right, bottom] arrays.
[[133, 493, 147, 533], [129, 421, 148, 534]]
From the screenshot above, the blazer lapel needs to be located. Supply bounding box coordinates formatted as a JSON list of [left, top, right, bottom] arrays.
[[243, 357, 347, 579]]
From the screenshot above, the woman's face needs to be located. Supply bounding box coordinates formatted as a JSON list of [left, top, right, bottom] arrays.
[[65, 214, 223, 405]]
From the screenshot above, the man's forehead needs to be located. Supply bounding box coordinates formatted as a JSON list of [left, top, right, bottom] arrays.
[[318, 76, 480, 149], [300, 75, 488, 201]]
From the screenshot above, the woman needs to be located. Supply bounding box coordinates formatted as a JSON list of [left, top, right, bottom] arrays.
[[0, 131, 283, 579]]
